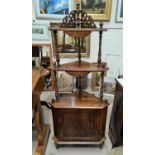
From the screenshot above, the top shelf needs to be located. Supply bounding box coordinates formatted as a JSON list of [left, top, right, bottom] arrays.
[[49, 27, 107, 38], [49, 27, 107, 32]]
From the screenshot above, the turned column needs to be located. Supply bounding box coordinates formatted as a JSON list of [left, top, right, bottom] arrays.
[[98, 23, 103, 66], [53, 62, 59, 101], [53, 30, 60, 66], [100, 71, 104, 101], [78, 38, 81, 63]]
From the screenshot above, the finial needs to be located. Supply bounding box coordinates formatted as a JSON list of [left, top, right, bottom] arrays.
[[76, 3, 80, 10]]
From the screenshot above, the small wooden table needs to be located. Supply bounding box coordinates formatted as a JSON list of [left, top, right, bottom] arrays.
[[32, 68, 50, 155]]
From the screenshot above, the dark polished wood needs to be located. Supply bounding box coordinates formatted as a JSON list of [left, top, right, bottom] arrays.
[[76, 75, 88, 90], [49, 28, 107, 32], [52, 91, 108, 109], [32, 69, 51, 155], [60, 4, 96, 29], [98, 23, 104, 65], [51, 61, 108, 72], [49, 6, 108, 148], [78, 38, 81, 62], [109, 79, 123, 147], [53, 30, 60, 66], [51, 92, 108, 146], [100, 72, 104, 100]]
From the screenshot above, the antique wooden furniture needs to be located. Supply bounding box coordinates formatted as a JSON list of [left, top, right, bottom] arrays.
[[109, 78, 123, 147], [32, 68, 51, 155], [32, 44, 53, 68], [32, 44, 53, 90], [49, 4, 109, 148], [50, 22, 90, 58]]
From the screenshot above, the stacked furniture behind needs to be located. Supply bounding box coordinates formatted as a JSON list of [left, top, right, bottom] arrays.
[[109, 79, 123, 147], [32, 68, 51, 155]]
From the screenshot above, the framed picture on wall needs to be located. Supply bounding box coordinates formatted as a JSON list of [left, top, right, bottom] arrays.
[[91, 72, 115, 94], [50, 22, 90, 58], [34, 0, 74, 19], [32, 24, 49, 41], [80, 0, 112, 21], [92, 72, 101, 91], [58, 71, 74, 92], [116, 0, 123, 22]]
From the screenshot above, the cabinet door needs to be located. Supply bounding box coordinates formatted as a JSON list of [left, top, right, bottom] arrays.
[[52, 108, 107, 142]]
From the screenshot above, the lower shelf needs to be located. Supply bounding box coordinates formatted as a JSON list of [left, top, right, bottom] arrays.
[[34, 124, 51, 155], [52, 91, 108, 109]]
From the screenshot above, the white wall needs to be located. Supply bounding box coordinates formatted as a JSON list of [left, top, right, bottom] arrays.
[[32, 0, 123, 78]]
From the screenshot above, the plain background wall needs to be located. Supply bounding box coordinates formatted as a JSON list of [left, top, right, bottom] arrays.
[[32, 0, 123, 78]]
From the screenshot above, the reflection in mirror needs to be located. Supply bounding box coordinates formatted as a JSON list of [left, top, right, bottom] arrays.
[[50, 22, 90, 58]]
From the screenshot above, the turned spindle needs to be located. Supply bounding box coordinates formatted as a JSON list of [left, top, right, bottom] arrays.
[[100, 71, 104, 101], [78, 38, 81, 63], [53, 30, 60, 66], [53, 62, 59, 101], [98, 22, 104, 66]]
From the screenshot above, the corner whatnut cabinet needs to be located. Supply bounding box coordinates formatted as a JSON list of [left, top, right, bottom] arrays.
[[49, 4, 109, 148]]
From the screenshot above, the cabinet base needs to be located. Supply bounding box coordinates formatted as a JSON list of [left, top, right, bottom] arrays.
[[53, 136, 106, 147]]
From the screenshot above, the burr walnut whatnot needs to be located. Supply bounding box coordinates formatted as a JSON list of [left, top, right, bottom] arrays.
[[49, 4, 109, 148]]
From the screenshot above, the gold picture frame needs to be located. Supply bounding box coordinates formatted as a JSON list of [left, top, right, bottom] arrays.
[[80, 0, 112, 21], [50, 22, 90, 58], [92, 72, 101, 91], [92, 72, 115, 94]]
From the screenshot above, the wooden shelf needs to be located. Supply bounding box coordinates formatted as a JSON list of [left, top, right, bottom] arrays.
[[49, 27, 107, 38], [51, 61, 108, 73], [49, 6, 108, 147], [52, 91, 108, 109], [49, 27, 107, 32]]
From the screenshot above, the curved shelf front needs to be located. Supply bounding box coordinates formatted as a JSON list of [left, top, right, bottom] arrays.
[[52, 91, 108, 109], [51, 61, 108, 74]]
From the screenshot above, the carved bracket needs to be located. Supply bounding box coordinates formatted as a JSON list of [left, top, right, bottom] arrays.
[[61, 5, 96, 28]]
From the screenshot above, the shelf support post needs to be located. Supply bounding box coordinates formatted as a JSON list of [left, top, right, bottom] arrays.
[[53, 62, 59, 101], [100, 71, 104, 101], [53, 30, 60, 66], [78, 38, 81, 63], [98, 22, 103, 66], [79, 76, 82, 93]]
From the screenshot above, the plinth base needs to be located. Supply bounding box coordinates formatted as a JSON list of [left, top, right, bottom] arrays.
[[53, 137, 106, 148]]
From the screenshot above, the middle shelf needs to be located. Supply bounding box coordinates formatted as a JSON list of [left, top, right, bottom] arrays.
[[51, 61, 108, 75]]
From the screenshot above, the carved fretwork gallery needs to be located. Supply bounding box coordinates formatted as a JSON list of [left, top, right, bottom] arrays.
[[49, 4, 109, 148]]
